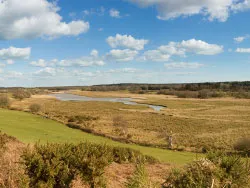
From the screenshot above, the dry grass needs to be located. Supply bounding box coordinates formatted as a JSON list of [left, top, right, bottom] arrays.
[[11, 91, 250, 152], [0, 135, 28, 188]]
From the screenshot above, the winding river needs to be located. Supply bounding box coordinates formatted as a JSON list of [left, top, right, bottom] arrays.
[[50, 93, 165, 111]]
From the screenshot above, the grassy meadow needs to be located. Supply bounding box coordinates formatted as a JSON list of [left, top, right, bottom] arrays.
[[0, 108, 197, 165], [10, 90, 250, 152]]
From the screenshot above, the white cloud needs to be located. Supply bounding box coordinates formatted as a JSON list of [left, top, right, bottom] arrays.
[[139, 39, 223, 62], [34, 67, 57, 77], [107, 34, 149, 50], [139, 50, 171, 62], [109, 9, 120, 18], [30, 59, 55, 67], [234, 36, 245, 43], [234, 35, 249, 43], [90, 49, 99, 57], [30, 50, 105, 68], [0, 68, 3, 74], [126, 0, 249, 22], [179, 39, 224, 55], [83, 7, 105, 17], [231, 0, 250, 12], [164, 62, 204, 69], [0, 47, 31, 59], [106, 49, 138, 62], [236, 48, 250, 53], [0, 0, 89, 40]]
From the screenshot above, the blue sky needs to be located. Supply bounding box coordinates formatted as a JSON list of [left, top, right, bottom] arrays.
[[0, 0, 250, 87]]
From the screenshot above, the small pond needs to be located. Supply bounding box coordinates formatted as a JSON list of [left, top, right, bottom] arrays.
[[50, 93, 165, 111]]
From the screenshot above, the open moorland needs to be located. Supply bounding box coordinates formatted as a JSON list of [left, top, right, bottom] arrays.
[[10, 89, 250, 152], [1, 83, 250, 187]]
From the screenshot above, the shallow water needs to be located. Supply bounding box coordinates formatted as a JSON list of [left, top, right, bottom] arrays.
[[50, 93, 164, 111]]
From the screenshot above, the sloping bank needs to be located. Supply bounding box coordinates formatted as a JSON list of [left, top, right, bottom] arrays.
[[0, 108, 199, 165]]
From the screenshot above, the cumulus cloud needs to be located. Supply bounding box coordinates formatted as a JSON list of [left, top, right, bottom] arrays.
[[139, 39, 223, 62], [0, 0, 89, 40], [234, 35, 249, 43], [231, 0, 250, 12], [90, 49, 99, 57], [179, 39, 224, 55], [126, 0, 250, 22], [30, 59, 58, 67], [164, 62, 204, 69], [30, 50, 105, 68], [0, 47, 31, 60], [109, 9, 121, 18], [236, 48, 250, 53], [106, 49, 138, 62], [107, 34, 149, 50]]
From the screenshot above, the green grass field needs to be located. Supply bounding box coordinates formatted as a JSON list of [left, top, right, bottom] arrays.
[[0, 108, 198, 165]]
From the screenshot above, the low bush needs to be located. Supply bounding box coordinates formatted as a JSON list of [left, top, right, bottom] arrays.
[[29, 103, 41, 113], [233, 91, 250, 99], [163, 151, 250, 188], [68, 115, 99, 123], [176, 91, 199, 98], [12, 89, 31, 100], [0, 95, 10, 108], [22, 142, 156, 188], [234, 138, 250, 155]]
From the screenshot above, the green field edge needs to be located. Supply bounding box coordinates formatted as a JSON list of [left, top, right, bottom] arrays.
[[0, 108, 200, 165]]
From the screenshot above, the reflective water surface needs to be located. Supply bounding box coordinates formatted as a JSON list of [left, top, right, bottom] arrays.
[[50, 93, 165, 111]]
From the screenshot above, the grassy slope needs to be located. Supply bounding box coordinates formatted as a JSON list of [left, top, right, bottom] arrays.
[[0, 108, 197, 165]]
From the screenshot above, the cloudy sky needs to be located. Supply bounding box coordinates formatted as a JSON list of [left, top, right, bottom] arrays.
[[0, 0, 250, 87]]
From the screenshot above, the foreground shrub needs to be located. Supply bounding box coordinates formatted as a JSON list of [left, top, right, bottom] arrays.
[[126, 159, 156, 188], [234, 138, 250, 155], [163, 151, 250, 188], [29, 103, 41, 113], [22, 142, 156, 188], [0, 95, 10, 108]]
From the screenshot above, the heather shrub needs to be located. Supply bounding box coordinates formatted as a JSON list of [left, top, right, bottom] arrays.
[[234, 138, 250, 155], [12, 89, 31, 100], [29, 103, 41, 113], [0, 95, 10, 108], [68, 115, 99, 123], [175, 91, 199, 98]]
